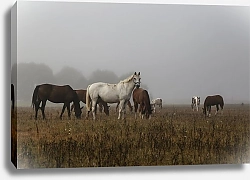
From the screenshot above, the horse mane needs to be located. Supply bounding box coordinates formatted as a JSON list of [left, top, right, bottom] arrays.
[[119, 74, 134, 83]]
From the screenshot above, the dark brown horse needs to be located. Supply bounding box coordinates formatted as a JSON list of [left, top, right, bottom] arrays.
[[203, 95, 224, 117], [71, 89, 110, 116], [32, 84, 82, 120], [116, 100, 133, 113], [11, 84, 14, 110], [133, 88, 152, 119]]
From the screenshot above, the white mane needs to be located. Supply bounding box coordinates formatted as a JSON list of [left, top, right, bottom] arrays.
[[119, 74, 134, 83]]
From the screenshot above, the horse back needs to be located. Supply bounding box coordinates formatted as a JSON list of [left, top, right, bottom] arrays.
[[75, 89, 87, 103], [38, 84, 76, 103], [204, 95, 224, 106]]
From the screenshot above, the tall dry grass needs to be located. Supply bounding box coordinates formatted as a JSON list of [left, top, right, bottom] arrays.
[[14, 105, 249, 168]]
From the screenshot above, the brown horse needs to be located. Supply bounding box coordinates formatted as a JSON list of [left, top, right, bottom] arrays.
[[71, 89, 110, 116], [116, 100, 133, 113], [203, 95, 224, 117], [133, 88, 152, 119], [32, 84, 82, 120]]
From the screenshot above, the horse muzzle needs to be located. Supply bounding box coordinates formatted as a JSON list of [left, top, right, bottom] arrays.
[[135, 82, 140, 88]]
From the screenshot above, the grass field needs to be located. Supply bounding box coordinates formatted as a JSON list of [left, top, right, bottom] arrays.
[[12, 104, 250, 169]]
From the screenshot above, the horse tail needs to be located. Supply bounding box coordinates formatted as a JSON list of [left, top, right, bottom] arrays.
[[32, 85, 40, 109], [143, 90, 152, 115], [86, 85, 91, 112], [220, 96, 224, 109]]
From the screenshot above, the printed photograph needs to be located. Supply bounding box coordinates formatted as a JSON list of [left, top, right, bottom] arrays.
[[11, 1, 249, 169]]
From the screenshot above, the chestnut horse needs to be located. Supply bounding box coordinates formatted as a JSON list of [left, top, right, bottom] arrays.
[[71, 89, 110, 116], [32, 84, 82, 120], [203, 95, 224, 117], [133, 88, 152, 119]]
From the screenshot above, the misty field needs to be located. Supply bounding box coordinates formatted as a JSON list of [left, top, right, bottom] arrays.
[[12, 104, 249, 169]]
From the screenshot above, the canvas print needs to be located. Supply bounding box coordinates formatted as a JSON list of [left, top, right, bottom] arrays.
[[11, 1, 249, 169]]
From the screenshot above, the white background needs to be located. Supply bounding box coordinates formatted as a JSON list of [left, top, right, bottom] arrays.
[[0, 0, 249, 179]]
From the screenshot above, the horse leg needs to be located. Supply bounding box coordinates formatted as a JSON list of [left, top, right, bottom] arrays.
[[205, 106, 208, 117], [98, 103, 103, 113], [41, 100, 47, 120], [34, 100, 41, 120], [118, 100, 125, 120], [134, 102, 138, 119], [116, 102, 119, 113], [138, 104, 142, 119], [85, 101, 91, 119], [215, 105, 219, 116], [60, 104, 66, 120], [70, 104, 74, 112], [208, 106, 211, 117], [91, 100, 97, 120], [66, 103, 71, 119], [139, 104, 144, 119], [124, 101, 127, 115]]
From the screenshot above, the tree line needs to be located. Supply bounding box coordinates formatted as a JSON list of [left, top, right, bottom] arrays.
[[12, 62, 147, 103]]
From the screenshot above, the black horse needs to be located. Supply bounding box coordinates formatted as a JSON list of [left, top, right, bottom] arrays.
[[32, 84, 82, 120], [203, 95, 224, 117], [11, 84, 15, 110]]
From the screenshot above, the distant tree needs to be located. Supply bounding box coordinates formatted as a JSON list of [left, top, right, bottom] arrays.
[[17, 62, 55, 102], [87, 69, 119, 84], [54, 66, 87, 89]]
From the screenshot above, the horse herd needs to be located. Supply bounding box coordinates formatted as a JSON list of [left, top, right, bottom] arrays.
[[12, 72, 224, 120], [192, 95, 224, 117]]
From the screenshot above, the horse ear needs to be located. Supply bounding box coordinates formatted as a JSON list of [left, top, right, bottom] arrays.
[[134, 72, 137, 75], [138, 72, 140, 75]]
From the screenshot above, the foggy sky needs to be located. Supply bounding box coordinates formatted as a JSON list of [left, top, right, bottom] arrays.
[[15, 1, 249, 104]]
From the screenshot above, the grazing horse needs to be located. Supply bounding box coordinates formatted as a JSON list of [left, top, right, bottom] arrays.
[[86, 72, 141, 120], [203, 95, 224, 117], [116, 100, 133, 113], [191, 96, 200, 111], [11, 84, 15, 110], [133, 88, 152, 119], [32, 84, 82, 120], [71, 89, 110, 116], [151, 98, 162, 113]]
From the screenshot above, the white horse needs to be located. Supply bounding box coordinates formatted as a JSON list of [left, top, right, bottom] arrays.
[[191, 96, 200, 111], [151, 98, 162, 113], [86, 72, 141, 120]]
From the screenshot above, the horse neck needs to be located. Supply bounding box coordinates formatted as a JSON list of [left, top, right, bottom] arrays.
[[72, 94, 80, 108], [119, 80, 135, 94]]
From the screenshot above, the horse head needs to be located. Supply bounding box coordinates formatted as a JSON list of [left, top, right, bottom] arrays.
[[133, 72, 141, 88], [75, 106, 82, 119]]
